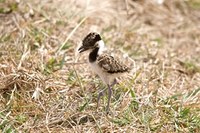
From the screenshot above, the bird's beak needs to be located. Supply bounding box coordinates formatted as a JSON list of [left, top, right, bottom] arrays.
[[78, 46, 88, 53]]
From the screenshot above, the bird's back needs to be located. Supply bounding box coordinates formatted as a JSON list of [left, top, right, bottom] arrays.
[[97, 54, 130, 74], [89, 53, 130, 85]]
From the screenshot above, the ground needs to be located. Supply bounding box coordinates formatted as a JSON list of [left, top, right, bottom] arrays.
[[0, 0, 200, 132]]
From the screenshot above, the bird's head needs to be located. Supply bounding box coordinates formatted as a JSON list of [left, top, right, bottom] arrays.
[[78, 32, 102, 53]]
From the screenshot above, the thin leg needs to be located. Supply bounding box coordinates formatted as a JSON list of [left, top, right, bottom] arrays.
[[97, 89, 105, 109], [110, 78, 117, 87], [106, 85, 112, 114]]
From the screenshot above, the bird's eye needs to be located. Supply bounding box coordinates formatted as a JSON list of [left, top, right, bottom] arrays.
[[91, 33, 96, 38]]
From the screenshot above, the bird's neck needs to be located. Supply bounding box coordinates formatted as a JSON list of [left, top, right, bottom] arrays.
[[89, 47, 99, 63], [97, 40, 105, 55], [89, 40, 105, 63]]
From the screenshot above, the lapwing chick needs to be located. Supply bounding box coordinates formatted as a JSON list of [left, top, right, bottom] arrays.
[[78, 32, 130, 114]]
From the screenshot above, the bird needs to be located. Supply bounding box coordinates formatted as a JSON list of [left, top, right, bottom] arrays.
[[78, 32, 130, 113]]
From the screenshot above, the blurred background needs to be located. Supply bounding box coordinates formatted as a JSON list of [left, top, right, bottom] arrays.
[[0, 0, 200, 132]]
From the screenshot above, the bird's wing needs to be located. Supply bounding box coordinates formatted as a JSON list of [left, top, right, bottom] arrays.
[[97, 54, 130, 74]]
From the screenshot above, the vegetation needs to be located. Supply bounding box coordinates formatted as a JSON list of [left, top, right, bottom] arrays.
[[0, 0, 200, 132]]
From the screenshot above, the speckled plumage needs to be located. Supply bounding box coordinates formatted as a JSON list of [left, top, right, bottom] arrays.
[[83, 32, 101, 47], [97, 54, 130, 74]]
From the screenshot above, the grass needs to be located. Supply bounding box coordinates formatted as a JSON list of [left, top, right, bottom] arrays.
[[0, 0, 200, 132]]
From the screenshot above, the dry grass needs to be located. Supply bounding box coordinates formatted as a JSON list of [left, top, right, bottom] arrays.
[[1, 0, 200, 132]]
